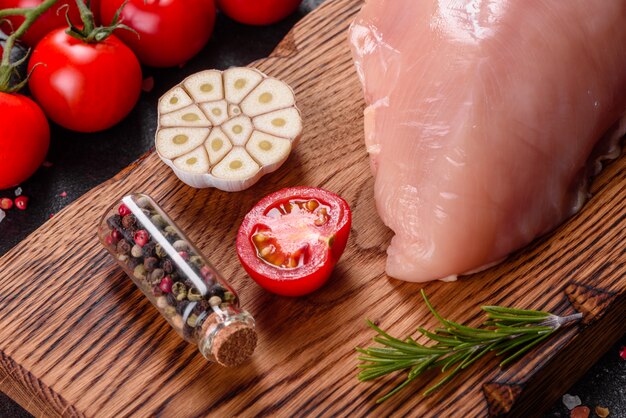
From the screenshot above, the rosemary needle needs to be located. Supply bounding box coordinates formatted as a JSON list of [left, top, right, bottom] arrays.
[[356, 289, 582, 403]]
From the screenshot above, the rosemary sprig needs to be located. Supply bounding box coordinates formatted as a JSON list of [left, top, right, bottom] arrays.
[[356, 290, 582, 403]]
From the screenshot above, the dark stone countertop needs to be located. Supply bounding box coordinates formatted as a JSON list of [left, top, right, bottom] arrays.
[[0, 0, 624, 416]]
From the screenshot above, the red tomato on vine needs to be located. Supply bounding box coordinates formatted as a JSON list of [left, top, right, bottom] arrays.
[[0, 0, 81, 46], [100, 0, 216, 67], [216, 0, 302, 25], [0, 93, 50, 189], [28, 24, 142, 132]]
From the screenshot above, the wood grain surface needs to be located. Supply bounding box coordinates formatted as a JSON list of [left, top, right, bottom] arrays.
[[0, 0, 624, 416]]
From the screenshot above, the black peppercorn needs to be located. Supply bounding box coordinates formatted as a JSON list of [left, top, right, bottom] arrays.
[[122, 214, 137, 230], [162, 260, 174, 274], [127, 257, 141, 269], [209, 284, 225, 300], [149, 268, 165, 285], [166, 292, 177, 306], [142, 241, 156, 257], [152, 285, 163, 297], [193, 299, 209, 315], [116, 239, 131, 255], [176, 300, 189, 316], [182, 324, 194, 339], [144, 257, 158, 272], [107, 214, 123, 231]]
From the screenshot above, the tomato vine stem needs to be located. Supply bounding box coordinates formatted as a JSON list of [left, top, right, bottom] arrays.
[[0, 0, 59, 92]]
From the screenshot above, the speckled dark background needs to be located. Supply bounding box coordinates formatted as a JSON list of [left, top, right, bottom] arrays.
[[0, 1, 624, 416]]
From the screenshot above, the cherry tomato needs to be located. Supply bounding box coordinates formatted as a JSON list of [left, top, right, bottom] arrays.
[[0, 0, 81, 46], [27, 28, 142, 133], [236, 187, 351, 296], [216, 0, 301, 25], [0, 93, 49, 189], [100, 0, 216, 68]]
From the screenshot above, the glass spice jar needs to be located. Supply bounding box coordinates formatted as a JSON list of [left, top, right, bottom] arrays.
[[98, 193, 257, 367]]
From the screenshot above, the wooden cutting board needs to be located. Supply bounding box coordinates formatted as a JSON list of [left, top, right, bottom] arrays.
[[0, 0, 624, 416]]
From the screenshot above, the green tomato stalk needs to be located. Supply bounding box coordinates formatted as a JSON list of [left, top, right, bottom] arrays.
[[65, 0, 136, 43], [0, 0, 59, 92]]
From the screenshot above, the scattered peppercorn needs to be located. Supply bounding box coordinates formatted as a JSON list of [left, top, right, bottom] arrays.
[[595, 406, 609, 418], [14, 196, 28, 210], [570, 406, 590, 418], [0, 198, 13, 210]]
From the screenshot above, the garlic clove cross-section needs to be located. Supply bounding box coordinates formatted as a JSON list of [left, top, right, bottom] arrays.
[[205, 127, 233, 166], [159, 87, 194, 114], [173, 147, 210, 174], [156, 67, 302, 192], [160, 105, 212, 128]]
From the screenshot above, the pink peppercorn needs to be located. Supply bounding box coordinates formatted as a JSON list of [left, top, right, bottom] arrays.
[[111, 229, 122, 242], [178, 251, 189, 261], [134, 230, 149, 247], [159, 276, 173, 293], [14, 196, 28, 210], [118, 204, 131, 217]]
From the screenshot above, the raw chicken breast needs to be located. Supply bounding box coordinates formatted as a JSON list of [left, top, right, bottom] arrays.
[[349, 0, 626, 282]]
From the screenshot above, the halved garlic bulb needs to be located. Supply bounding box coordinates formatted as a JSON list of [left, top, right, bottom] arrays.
[[156, 67, 302, 192]]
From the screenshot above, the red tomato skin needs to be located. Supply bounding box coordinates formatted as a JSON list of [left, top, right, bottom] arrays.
[[27, 29, 142, 133], [0, 93, 50, 189], [216, 0, 301, 25], [236, 187, 352, 297], [0, 0, 81, 47], [100, 0, 216, 68]]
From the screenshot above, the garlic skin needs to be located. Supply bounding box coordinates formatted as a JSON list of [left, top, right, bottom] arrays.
[[156, 67, 302, 192]]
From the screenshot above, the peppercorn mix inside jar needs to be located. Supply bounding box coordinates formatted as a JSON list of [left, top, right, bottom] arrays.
[[98, 193, 257, 367]]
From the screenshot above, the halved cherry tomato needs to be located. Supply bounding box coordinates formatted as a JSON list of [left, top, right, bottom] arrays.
[[236, 187, 351, 296]]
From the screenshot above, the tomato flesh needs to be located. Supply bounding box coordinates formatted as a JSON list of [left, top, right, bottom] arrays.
[[237, 187, 351, 296]]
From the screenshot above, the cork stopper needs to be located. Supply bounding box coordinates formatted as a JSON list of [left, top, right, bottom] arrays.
[[212, 321, 257, 367]]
